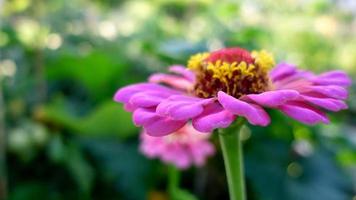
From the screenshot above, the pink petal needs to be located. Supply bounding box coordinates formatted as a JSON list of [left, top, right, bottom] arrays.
[[133, 108, 186, 136], [312, 70, 352, 87], [190, 142, 215, 167], [123, 102, 137, 112], [113, 83, 180, 103], [129, 91, 169, 107], [149, 73, 194, 90], [269, 63, 297, 81], [169, 65, 196, 82], [162, 144, 191, 169], [139, 133, 165, 158], [217, 91, 270, 126], [192, 103, 236, 132], [156, 95, 214, 120], [302, 85, 348, 100], [300, 95, 348, 112], [279, 101, 330, 125], [244, 90, 299, 107], [144, 120, 186, 137], [133, 108, 157, 126]]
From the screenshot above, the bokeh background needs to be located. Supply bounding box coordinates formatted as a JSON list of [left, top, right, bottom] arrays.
[[1, 0, 356, 199]]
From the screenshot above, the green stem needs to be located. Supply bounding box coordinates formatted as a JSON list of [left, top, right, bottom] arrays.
[[168, 165, 180, 197], [219, 118, 246, 200]]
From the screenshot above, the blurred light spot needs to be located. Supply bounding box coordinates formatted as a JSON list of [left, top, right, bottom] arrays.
[[30, 123, 48, 146], [125, 1, 153, 19], [320, 124, 340, 138], [292, 139, 314, 157], [337, 149, 356, 166], [353, 195, 356, 200], [78, 42, 93, 56], [99, 21, 117, 40], [0, 59, 17, 77], [13, 0, 29, 11], [46, 33, 62, 50], [8, 98, 25, 118], [315, 16, 338, 37], [117, 18, 136, 36], [240, 2, 262, 25], [15, 19, 40, 43], [287, 162, 303, 178], [67, 21, 84, 35], [337, 45, 356, 71], [240, 126, 251, 141], [207, 38, 224, 51], [15, 18, 48, 47], [8, 129, 31, 153], [148, 191, 168, 200], [187, 17, 208, 41], [159, 16, 178, 35], [0, 32, 9, 47], [338, 0, 356, 14], [294, 126, 311, 140]]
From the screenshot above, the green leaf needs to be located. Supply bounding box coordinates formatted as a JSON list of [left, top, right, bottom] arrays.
[[78, 101, 137, 138]]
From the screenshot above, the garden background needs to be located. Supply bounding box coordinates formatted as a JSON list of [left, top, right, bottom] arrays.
[[1, 0, 356, 199]]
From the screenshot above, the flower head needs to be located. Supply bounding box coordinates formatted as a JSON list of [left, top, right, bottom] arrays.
[[139, 124, 215, 169], [114, 47, 351, 136], [188, 48, 274, 98]]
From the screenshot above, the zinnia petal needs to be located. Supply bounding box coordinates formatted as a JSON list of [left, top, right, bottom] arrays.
[[133, 108, 186, 136], [312, 70, 352, 87], [279, 101, 330, 125], [139, 124, 214, 169], [149, 73, 193, 90], [269, 62, 297, 81], [217, 91, 270, 126], [161, 144, 190, 169], [156, 95, 214, 120], [129, 91, 170, 107], [192, 103, 236, 132], [244, 90, 299, 107], [302, 85, 348, 100], [114, 83, 180, 103], [190, 142, 215, 166], [169, 65, 195, 82], [300, 95, 348, 112]]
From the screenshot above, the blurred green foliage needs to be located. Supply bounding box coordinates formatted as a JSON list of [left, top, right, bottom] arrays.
[[1, 0, 356, 199]]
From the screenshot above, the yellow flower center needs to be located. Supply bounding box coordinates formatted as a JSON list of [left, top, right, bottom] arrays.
[[187, 48, 275, 98]]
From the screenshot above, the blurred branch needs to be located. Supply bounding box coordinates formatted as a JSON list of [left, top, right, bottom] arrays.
[[0, 80, 7, 200], [34, 49, 47, 103], [0, 2, 7, 199]]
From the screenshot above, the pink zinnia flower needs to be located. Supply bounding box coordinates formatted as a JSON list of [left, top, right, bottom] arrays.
[[139, 124, 215, 169], [114, 47, 351, 136]]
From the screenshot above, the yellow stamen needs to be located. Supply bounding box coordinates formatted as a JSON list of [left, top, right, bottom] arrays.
[[251, 50, 275, 71], [188, 48, 275, 98], [187, 52, 210, 70], [207, 60, 256, 82]]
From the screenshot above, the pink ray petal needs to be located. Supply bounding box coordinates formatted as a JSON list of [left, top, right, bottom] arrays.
[[244, 89, 299, 107], [312, 70, 352, 87], [168, 65, 196, 82], [300, 95, 348, 112], [149, 73, 194, 91], [114, 83, 180, 103], [192, 102, 236, 132], [189, 142, 215, 166], [279, 101, 330, 125], [129, 91, 170, 107], [300, 85, 348, 100], [269, 62, 297, 81], [156, 95, 214, 120], [218, 91, 270, 126]]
